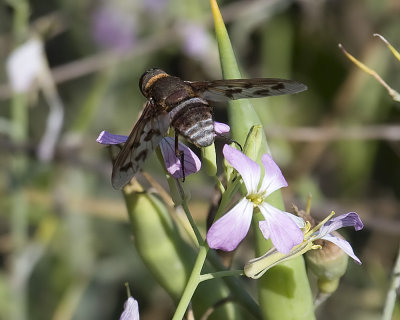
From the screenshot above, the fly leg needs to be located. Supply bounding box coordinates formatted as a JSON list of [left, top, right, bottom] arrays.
[[215, 132, 242, 151], [175, 132, 185, 181]]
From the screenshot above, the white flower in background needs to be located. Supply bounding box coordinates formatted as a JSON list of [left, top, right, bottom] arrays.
[[6, 38, 44, 93]]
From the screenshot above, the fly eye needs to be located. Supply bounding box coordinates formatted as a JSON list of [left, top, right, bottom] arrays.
[[139, 71, 148, 95], [139, 69, 166, 96]]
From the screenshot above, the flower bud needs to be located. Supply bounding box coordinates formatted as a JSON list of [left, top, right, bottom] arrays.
[[243, 125, 263, 161], [297, 209, 350, 294], [305, 231, 349, 294]]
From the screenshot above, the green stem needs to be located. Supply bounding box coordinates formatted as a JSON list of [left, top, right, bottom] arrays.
[[207, 250, 262, 319], [213, 176, 241, 221], [172, 244, 208, 320], [177, 181, 204, 245], [178, 180, 261, 318], [382, 244, 400, 320], [214, 176, 225, 193], [10, 82, 29, 320], [10, 0, 29, 44], [9, 2, 30, 319]]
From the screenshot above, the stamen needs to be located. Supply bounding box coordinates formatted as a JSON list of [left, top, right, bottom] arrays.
[[246, 192, 265, 206], [308, 211, 336, 236]]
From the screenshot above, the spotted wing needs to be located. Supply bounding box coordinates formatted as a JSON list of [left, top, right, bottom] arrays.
[[186, 78, 307, 102], [112, 101, 170, 190]]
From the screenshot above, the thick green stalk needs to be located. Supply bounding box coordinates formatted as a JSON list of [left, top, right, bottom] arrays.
[[382, 245, 400, 320], [210, 0, 314, 319], [210, 0, 268, 155]]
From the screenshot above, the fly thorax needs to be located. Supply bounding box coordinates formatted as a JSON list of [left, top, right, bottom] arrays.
[[139, 68, 169, 98]]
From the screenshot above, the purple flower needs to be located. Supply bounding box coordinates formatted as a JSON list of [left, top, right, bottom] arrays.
[[214, 121, 230, 136], [96, 130, 128, 145], [207, 145, 305, 254], [244, 211, 364, 279], [96, 131, 200, 178], [310, 212, 363, 263], [143, 0, 169, 14], [120, 297, 139, 320], [159, 137, 201, 178]]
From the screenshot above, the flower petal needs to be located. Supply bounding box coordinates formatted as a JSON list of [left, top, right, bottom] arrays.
[[120, 297, 140, 320], [318, 212, 363, 239], [214, 121, 230, 136], [96, 130, 128, 144], [223, 144, 260, 193], [258, 202, 304, 254], [322, 234, 362, 264], [259, 153, 288, 196], [160, 137, 201, 178], [207, 198, 253, 251], [283, 211, 306, 228]]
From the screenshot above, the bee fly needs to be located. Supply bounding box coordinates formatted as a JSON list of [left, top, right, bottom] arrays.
[[112, 68, 307, 189]]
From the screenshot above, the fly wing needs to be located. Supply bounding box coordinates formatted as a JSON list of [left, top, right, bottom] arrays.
[[186, 78, 307, 102], [111, 101, 170, 190]]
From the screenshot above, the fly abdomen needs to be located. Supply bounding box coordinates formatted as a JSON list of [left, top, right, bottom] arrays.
[[170, 97, 214, 147]]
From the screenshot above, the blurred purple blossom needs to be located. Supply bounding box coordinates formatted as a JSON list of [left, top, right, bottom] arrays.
[[91, 3, 136, 51], [181, 23, 214, 61], [143, 0, 169, 14]]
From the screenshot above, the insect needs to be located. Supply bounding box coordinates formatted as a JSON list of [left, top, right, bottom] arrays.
[[111, 68, 307, 189]]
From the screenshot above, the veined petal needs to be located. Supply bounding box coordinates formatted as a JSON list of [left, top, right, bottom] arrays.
[[318, 212, 363, 239], [207, 198, 253, 251], [160, 137, 201, 178], [120, 297, 140, 320], [259, 153, 288, 195], [223, 144, 260, 193], [259, 202, 303, 254], [322, 233, 361, 264], [214, 121, 230, 135], [283, 211, 306, 228], [96, 130, 128, 144]]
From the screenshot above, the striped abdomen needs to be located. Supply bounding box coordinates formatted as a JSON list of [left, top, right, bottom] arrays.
[[169, 97, 214, 147]]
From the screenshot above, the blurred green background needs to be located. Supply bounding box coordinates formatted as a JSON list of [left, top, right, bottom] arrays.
[[0, 0, 399, 319]]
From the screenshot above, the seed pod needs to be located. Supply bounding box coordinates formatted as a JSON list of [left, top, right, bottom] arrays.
[[123, 182, 242, 319], [123, 182, 193, 299], [243, 125, 263, 162]]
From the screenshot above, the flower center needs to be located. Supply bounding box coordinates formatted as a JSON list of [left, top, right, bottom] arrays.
[[246, 192, 265, 206]]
